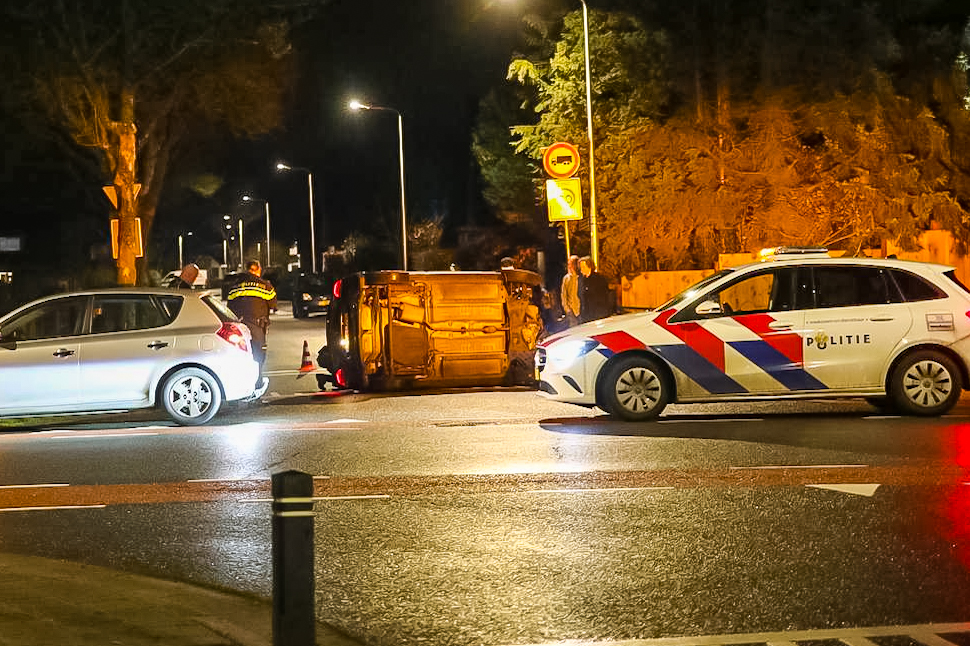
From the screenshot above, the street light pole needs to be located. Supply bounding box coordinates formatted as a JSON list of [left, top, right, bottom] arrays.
[[349, 100, 408, 271], [307, 172, 317, 273], [243, 195, 272, 268], [580, 0, 599, 268], [238, 219, 244, 269], [276, 163, 318, 273]]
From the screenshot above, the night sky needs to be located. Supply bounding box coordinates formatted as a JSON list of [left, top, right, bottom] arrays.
[[156, 0, 525, 267]]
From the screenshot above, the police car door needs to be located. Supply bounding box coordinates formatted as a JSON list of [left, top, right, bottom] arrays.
[[801, 265, 912, 390], [670, 266, 817, 398]]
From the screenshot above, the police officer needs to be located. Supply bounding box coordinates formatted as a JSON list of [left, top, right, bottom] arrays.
[[227, 260, 277, 388]]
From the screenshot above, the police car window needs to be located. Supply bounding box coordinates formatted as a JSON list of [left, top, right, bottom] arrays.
[[715, 272, 774, 315], [812, 266, 894, 308], [682, 269, 779, 319], [890, 269, 946, 302]]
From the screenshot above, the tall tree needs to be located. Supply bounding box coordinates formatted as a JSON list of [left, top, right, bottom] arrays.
[[2, 0, 318, 284]]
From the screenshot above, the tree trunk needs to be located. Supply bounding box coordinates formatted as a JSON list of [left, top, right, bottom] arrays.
[[112, 89, 140, 286]]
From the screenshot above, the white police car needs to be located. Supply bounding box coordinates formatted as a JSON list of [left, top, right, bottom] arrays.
[[536, 248, 970, 419]]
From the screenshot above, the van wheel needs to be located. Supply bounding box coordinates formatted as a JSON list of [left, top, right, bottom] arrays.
[[599, 355, 670, 421], [160, 368, 222, 425], [889, 350, 961, 416]]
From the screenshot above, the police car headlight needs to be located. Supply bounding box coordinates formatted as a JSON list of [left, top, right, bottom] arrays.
[[547, 339, 599, 368]]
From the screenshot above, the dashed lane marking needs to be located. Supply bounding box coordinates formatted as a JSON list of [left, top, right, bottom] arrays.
[[0, 463, 967, 510], [500, 622, 970, 646]]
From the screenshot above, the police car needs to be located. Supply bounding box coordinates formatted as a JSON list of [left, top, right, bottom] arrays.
[[536, 248, 970, 419]]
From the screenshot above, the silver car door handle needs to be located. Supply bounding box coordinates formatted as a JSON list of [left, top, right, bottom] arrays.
[[768, 321, 792, 330], [147, 341, 169, 350], [53, 348, 75, 358]]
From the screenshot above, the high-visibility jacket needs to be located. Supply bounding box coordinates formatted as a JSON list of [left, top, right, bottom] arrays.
[[227, 274, 277, 329]]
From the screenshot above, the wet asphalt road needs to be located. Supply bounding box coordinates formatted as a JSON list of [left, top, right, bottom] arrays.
[[1, 309, 970, 644]]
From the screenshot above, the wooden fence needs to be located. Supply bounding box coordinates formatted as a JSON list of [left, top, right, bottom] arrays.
[[618, 231, 969, 310]]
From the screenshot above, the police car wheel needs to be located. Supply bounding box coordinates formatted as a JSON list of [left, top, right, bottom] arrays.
[[600, 355, 670, 421], [160, 367, 222, 426], [889, 350, 961, 416]]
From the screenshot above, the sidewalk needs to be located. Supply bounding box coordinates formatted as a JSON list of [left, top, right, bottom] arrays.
[[0, 552, 360, 646]]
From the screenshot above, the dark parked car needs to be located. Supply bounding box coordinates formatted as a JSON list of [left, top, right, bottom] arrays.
[[291, 273, 330, 318]]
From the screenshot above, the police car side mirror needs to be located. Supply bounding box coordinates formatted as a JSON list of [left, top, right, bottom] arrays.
[[695, 300, 722, 316]]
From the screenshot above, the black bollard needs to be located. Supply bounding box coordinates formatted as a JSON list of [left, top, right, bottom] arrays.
[[272, 470, 316, 646]]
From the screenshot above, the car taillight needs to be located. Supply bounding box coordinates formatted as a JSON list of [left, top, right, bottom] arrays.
[[217, 322, 250, 353], [335, 367, 346, 388], [333, 279, 342, 300]]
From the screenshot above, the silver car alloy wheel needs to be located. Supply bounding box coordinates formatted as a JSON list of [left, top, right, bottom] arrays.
[[901, 358, 953, 409], [614, 365, 663, 415], [168, 374, 214, 419]]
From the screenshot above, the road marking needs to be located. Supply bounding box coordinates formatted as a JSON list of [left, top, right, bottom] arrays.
[[526, 487, 674, 494], [0, 464, 961, 510], [244, 495, 391, 503], [808, 483, 881, 497], [0, 504, 106, 513], [659, 418, 764, 424], [0, 483, 69, 489], [187, 477, 271, 483], [499, 622, 970, 646], [730, 464, 867, 470]]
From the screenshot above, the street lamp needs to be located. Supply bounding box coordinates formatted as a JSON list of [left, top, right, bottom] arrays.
[[276, 163, 318, 274], [349, 99, 409, 271], [242, 195, 272, 267]]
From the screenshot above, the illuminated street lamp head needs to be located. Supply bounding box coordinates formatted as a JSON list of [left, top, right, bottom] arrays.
[[276, 162, 291, 172], [348, 99, 371, 111]]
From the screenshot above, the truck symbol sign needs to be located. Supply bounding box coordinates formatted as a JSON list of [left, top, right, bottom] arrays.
[[553, 154, 573, 165]]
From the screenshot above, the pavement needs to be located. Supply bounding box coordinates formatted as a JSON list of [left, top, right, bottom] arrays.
[[0, 552, 361, 646]]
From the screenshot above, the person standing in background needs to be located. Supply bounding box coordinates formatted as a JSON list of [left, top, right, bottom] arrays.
[[560, 255, 581, 327], [579, 255, 612, 323]]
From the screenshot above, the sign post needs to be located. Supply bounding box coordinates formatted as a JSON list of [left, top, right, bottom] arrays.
[[543, 142, 582, 256]]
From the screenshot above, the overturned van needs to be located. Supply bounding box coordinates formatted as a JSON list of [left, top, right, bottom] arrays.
[[317, 269, 544, 391]]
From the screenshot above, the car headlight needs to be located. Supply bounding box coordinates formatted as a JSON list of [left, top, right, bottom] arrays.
[[547, 339, 599, 368]]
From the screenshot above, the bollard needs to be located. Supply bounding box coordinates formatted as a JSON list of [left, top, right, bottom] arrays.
[[272, 470, 316, 646]]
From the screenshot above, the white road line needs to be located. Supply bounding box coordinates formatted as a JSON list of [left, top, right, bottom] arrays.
[[730, 464, 867, 470], [45, 432, 160, 440], [0, 483, 69, 489], [0, 504, 106, 513], [185, 475, 329, 483], [660, 418, 764, 424], [242, 495, 390, 503], [526, 487, 674, 494], [499, 622, 970, 646], [187, 477, 271, 483]]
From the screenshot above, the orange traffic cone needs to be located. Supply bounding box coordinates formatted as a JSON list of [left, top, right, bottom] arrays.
[[297, 340, 314, 378]]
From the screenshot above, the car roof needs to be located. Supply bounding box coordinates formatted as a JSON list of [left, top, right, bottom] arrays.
[[732, 254, 954, 274], [40, 287, 207, 297]]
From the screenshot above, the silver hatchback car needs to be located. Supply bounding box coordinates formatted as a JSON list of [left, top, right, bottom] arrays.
[[0, 288, 259, 425]]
